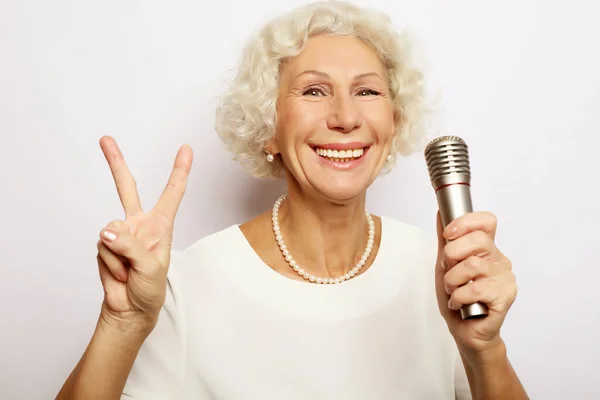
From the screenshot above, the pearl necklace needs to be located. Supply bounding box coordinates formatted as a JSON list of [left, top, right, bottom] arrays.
[[271, 194, 375, 284]]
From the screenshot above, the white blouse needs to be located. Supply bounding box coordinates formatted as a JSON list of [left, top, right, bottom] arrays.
[[122, 216, 472, 399]]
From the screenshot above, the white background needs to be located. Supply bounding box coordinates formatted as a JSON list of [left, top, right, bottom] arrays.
[[1, 0, 599, 398]]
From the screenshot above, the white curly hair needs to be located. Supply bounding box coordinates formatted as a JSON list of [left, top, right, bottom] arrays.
[[215, 0, 430, 179]]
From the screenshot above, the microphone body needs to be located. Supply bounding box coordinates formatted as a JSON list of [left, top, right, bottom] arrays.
[[424, 136, 489, 319]]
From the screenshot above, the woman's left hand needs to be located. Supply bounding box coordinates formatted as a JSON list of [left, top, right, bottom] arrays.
[[435, 211, 518, 356]]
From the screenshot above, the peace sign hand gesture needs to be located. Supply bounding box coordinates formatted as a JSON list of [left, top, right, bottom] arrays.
[[96, 136, 193, 334]]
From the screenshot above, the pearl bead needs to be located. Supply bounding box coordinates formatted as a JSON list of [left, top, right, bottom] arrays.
[[272, 194, 375, 285]]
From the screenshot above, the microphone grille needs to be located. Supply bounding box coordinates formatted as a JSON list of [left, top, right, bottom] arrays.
[[424, 136, 471, 189]]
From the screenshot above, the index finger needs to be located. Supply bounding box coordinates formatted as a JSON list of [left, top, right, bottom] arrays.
[[153, 144, 193, 222], [443, 211, 497, 241], [99, 136, 143, 216]]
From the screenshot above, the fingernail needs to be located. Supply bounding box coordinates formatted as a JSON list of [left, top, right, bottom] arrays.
[[447, 298, 453, 309], [102, 229, 117, 242], [445, 285, 451, 295], [445, 224, 458, 239], [440, 259, 448, 270]]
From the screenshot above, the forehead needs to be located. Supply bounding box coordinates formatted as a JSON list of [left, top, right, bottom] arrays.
[[281, 35, 386, 80]]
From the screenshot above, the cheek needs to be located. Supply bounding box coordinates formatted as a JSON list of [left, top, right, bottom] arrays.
[[278, 102, 327, 143], [364, 103, 395, 140]]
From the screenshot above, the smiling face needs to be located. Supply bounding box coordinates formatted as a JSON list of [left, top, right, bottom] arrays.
[[271, 35, 395, 202]]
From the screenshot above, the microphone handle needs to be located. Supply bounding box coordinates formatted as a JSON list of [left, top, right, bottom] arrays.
[[436, 184, 489, 319]]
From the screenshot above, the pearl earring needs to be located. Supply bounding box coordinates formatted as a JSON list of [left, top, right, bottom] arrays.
[[386, 154, 394, 163], [266, 153, 275, 162]]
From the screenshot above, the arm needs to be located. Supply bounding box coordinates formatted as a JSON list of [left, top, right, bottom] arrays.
[[56, 136, 192, 399], [56, 315, 150, 400], [460, 339, 528, 400]]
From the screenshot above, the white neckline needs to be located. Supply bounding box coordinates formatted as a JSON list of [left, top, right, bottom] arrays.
[[218, 216, 406, 321]]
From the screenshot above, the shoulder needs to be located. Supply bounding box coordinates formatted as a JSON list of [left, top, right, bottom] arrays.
[[379, 215, 437, 252], [379, 215, 423, 236], [181, 224, 243, 258], [167, 224, 244, 282], [376, 215, 439, 278]]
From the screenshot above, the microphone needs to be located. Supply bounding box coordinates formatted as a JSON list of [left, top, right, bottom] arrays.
[[424, 135, 489, 320]]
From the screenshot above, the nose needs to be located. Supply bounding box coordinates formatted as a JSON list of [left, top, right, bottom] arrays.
[[326, 93, 362, 134]]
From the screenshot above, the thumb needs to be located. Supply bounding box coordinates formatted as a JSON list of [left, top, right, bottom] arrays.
[[100, 221, 158, 273]]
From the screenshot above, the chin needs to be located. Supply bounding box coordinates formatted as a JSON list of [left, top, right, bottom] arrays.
[[307, 172, 376, 203], [314, 185, 368, 203]]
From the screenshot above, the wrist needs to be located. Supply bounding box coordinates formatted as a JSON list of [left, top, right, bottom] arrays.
[[457, 338, 529, 400], [458, 336, 507, 369], [99, 303, 157, 339]]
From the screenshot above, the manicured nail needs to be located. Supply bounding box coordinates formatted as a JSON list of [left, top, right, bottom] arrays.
[[102, 229, 117, 242], [447, 298, 454, 309], [445, 224, 458, 239], [445, 285, 451, 295]]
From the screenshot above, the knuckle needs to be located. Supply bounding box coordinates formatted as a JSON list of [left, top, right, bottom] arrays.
[[466, 256, 484, 273], [485, 211, 497, 225], [116, 176, 137, 190], [472, 230, 491, 248], [166, 181, 185, 197], [470, 281, 482, 296], [107, 220, 123, 231]]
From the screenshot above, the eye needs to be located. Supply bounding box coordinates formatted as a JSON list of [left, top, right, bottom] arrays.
[[302, 87, 326, 96], [357, 89, 381, 96]]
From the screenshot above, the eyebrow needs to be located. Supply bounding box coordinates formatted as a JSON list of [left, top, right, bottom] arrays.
[[292, 70, 384, 82]]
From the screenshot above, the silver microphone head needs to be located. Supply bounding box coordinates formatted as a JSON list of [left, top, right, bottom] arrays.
[[424, 135, 471, 191]]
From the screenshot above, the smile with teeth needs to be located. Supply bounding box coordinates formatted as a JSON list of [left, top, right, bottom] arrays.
[[314, 147, 366, 162]]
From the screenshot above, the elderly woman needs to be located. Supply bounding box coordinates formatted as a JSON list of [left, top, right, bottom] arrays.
[[57, 1, 527, 399]]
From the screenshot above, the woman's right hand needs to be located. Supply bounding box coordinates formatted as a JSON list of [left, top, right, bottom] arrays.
[[96, 136, 193, 335]]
